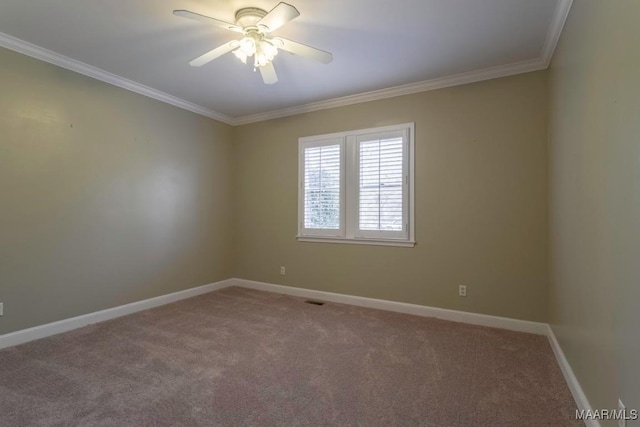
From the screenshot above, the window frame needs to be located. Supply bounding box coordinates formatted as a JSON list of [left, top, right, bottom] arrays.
[[352, 129, 409, 241], [297, 137, 346, 238], [298, 123, 415, 247]]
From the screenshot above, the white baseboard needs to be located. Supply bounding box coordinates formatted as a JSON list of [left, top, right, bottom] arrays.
[[1, 275, 594, 425], [0, 278, 235, 350], [547, 325, 599, 427], [231, 278, 549, 335], [233, 278, 595, 424]]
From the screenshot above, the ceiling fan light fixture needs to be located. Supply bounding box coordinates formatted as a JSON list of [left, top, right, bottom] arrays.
[[238, 37, 256, 56], [232, 34, 279, 68], [233, 47, 248, 64], [256, 40, 278, 67], [174, 3, 332, 84]]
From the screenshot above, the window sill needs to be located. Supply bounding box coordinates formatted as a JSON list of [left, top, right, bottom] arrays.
[[296, 236, 416, 248]]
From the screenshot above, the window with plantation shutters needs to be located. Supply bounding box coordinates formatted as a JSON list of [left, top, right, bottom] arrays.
[[356, 131, 408, 239], [301, 140, 343, 236], [298, 123, 414, 247]]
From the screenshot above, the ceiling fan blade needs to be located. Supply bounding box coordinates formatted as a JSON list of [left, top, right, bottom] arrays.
[[189, 40, 238, 67], [173, 10, 243, 33], [272, 38, 333, 64], [257, 2, 300, 33], [259, 62, 278, 84]]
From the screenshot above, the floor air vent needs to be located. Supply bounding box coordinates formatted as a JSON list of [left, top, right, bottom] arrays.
[[304, 300, 325, 306]]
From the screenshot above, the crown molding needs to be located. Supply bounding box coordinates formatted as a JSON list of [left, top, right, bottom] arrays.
[[0, 0, 572, 127], [541, 0, 573, 66], [231, 0, 573, 126], [231, 57, 547, 125], [0, 31, 234, 125]]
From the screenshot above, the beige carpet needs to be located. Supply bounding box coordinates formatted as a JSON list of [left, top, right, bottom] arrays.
[[0, 286, 579, 426]]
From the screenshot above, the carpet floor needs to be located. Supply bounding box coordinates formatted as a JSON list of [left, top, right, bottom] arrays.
[[0, 286, 579, 426]]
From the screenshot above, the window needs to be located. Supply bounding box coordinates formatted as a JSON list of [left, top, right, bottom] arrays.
[[298, 123, 415, 247], [301, 139, 344, 236]]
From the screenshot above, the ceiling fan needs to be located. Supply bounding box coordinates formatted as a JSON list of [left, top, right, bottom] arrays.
[[173, 2, 333, 84]]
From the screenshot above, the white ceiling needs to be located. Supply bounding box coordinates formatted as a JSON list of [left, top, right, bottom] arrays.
[[0, 0, 571, 124]]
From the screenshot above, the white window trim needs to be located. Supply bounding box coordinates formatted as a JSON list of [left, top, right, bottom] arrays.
[[353, 129, 409, 241], [297, 137, 345, 238], [297, 123, 415, 247]]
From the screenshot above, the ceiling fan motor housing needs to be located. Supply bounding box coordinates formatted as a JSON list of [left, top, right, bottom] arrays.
[[235, 7, 268, 30]]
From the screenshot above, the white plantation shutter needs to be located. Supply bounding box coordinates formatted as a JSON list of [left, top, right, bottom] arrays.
[[300, 139, 344, 236], [298, 123, 413, 245], [356, 130, 408, 239]]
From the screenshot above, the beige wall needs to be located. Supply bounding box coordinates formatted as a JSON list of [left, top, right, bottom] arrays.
[[0, 46, 550, 333], [0, 47, 234, 335], [3, 2, 637, 415], [548, 0, 640, 418], [232, 71, 549, 322]]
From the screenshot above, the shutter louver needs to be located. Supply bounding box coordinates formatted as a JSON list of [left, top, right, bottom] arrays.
[[304, 144, 341, 230], [358, 137, 404, 232]]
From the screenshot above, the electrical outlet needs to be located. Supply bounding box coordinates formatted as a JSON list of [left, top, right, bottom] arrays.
[[280, 266, 286, 275], [458, 285, 467, 297], [0, 302, 3, 316], [618, 399, 626, 427]]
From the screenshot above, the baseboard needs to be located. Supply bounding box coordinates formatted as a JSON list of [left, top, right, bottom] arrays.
[[547, 325, 599, 427], [1, 275, 592, 425], [233, 278, 595, 423], [0, 277, 549, 349], [231, 278, 549, 335], [0, 278, 235, 350]]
